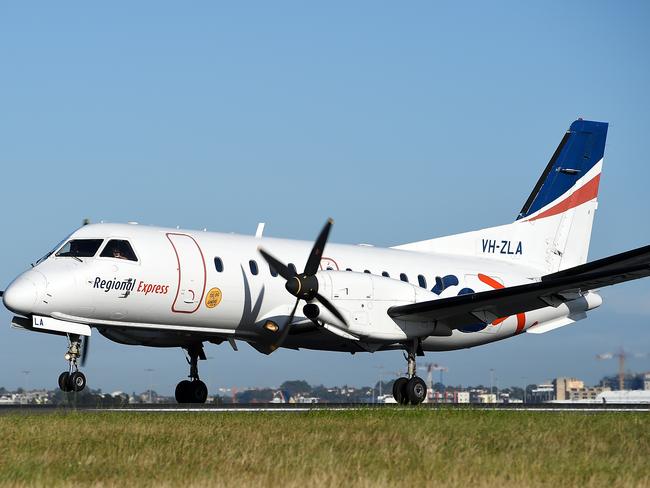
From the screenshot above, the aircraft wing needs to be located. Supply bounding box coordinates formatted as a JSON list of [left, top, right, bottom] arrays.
[[388, 245, 650, 327]]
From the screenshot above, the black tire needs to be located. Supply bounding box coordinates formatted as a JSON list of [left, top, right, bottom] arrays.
[[69, 371, 87, 392], [175, 380, 193, 403], [58, 372, 70, 392], [406, 376, 427, 405], [189, 380, 208, 404], [392, 377, 409, 405]]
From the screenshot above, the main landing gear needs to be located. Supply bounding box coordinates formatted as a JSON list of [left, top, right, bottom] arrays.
[[58, 334, 87, 393], [392, 339, 427, 405], [175, 343, 208, 404]]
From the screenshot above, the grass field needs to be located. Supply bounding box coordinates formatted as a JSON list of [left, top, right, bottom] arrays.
[[0, 409, 648, 487]]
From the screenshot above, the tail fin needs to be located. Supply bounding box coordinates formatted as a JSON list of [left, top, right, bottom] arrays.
[[517, 119, 607, 222], [394, 119, 609, 274]]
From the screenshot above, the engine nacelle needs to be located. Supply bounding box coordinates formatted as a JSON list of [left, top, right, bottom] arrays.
[[315, 271, 445, 342]]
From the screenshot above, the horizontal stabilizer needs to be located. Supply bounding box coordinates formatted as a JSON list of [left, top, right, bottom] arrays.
[[526, 316, 582, 334]]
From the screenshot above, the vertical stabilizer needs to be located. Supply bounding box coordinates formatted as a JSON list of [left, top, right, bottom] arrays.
[[516, 119, 607, 271], [394, 119, 608, 274]]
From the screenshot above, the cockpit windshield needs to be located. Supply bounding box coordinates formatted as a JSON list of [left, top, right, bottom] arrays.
[[55, 239, 104, 258], [34, 234, 72, 265]]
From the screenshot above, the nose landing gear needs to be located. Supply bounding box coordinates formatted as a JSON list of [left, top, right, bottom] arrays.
[[175, 344, 208, 404], [58, 335, 87, 392], [392, 339, 427, 405]]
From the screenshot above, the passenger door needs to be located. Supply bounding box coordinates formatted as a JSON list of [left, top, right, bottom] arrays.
[[166, 233, 206, 313]]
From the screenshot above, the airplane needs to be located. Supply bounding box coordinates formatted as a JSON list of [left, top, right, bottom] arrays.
[[3, 118, 650, 405]]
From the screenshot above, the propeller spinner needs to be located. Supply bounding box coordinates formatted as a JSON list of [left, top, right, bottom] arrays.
[[258, 218, 347, 352]]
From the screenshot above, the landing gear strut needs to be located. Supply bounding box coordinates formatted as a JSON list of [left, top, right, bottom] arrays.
[[392, 339, 427, 405], [58, 334, 87, 392], [175, 343, 208, 404]]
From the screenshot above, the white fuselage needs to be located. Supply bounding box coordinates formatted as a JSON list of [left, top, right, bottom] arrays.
[[4, 222, 602, 354]]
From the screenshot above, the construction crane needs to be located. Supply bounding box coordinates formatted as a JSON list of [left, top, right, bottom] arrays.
[[596, 349, 647, 390], [419, 363, 449, 393]]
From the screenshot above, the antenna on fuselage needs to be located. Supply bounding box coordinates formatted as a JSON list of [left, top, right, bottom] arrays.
[[255, 222, 266, 239]]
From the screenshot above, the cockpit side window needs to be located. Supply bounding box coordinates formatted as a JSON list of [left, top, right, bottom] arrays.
[[56, 239, 104, 258], [100, 240, 138, 261]]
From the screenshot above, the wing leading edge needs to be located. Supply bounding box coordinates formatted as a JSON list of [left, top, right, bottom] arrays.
[[388, 245, 650, 327]]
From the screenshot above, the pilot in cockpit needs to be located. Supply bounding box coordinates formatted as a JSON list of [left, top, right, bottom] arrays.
[[101, 240, 136, 261], [112, 247, 128, 260]]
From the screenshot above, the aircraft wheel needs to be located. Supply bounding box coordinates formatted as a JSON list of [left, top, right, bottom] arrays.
[[392, 377, 409, 404], [175, 380, 193, 403], [406, 376, 427, 405], [189, 380, 208, 404], [58, 372, 71, 392], [69, 371, 87, 392]]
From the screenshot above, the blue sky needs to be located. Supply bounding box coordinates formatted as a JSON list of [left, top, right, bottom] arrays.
[[1, 2, 650, 395]]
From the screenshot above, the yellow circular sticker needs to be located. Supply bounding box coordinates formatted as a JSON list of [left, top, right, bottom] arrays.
[[205, 287, 222, 309]]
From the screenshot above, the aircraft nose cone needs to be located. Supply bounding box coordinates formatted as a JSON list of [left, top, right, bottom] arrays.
[[3, 271, 45, 315]]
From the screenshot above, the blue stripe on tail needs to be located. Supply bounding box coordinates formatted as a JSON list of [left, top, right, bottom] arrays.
[[517, 119, 608, 220]]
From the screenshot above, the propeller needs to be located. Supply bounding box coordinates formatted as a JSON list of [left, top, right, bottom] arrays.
[[80, 335, 90, 367], [258, 218, 347, 352], [0, 291, 3, 298]]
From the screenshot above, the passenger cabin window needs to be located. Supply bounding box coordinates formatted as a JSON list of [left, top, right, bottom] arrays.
[[346, 268, 353, 272], [56, 239, 104, 258], [269, 264, 278, 277], [418, 275, 427, 288], [100, 240, 138, 261], [364, 270, 371, 274], [400, 273, 409, 283], [214, 257, 224, 272], [382, 271, 390, 277], [249, 260, 259, 275]]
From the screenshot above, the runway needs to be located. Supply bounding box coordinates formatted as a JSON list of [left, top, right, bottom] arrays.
[[1, 402, 649, 413]]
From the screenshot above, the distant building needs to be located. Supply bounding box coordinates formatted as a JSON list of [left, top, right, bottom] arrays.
[[427, 390, 470, 403], [377, 394, 397, 404], [499, 392, 522, 404], [0, 390, 52, 405], [469, 389, 487, 403], [530, 383, 555, 403], [476, 393, 497, 404], [554, 377, 609, 402], [644, 373, 650, 391], [430, 391, 455, 403], [290, 396, 319, 403], [0, 394, 17, 404], [455, 391, 470, 403]]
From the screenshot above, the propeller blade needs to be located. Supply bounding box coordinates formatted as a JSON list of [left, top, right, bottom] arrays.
[[304, 218, 333, 276], [315, 293, 348, 327], [270, 299, 300, 353], [80, 335, 90, 367], [258, 248, 295, 280], [0, 291, 3, 298], [261, 218, 338, 352]]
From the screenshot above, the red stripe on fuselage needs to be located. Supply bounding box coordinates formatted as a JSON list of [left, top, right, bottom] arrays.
[[524, 174, 600, 222]]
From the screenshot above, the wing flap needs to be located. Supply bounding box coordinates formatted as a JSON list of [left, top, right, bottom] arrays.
[[388, 245, 650, 326]]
